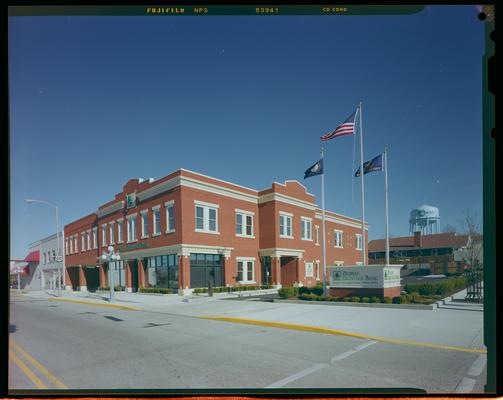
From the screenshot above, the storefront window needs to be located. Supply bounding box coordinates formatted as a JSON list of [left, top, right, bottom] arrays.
[[146, 254, 178, 289]]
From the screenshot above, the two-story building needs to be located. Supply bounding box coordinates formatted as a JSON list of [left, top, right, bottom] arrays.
[[64, 168, 368, 294]]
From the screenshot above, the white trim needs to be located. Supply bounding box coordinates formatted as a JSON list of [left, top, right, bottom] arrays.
[[236, 256, 256, 261], [279, 213, 293, 239], [126, 213, 138, 219], [279, 211, 294, 217], [140, 209, 148, 215], [235, 211, 254, 238], [96, 201, 125, 218], [235, 208, 255, 216], [151, 204, 161, 211], [236, 234, 256, 239], [195, 228, 220, 235], [195, 203, 219, 233], [152, 232, 161, 237], [180, 168, 258, 193], [305, 261, 314, 278], [301, 216, 313, 222], [194, 200, 220, 209], [165, 229, 175, 234], [236, 258, 255, 283], [334, 229, 343, 248], [315, 212, 369, 230], [355, 233, 363, 250], [165, 200, 175, 207], [152, 207, 161, 235], [259, 248, 305, 259], [301, 217, 313, 241], [259, 192, 316, 211]]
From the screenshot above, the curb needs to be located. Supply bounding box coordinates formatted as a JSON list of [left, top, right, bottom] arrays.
[[273, 299, 436, 310]]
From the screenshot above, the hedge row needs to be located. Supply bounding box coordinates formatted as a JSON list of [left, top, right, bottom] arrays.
[[298, 294, 384, 303], [193, 285, 273, 294], [99, 286, 125, 291], [139, 287, 174, 294], [404, 277, 467, 296]]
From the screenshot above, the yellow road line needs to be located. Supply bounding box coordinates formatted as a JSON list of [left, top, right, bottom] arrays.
[[48, 297, 142, 311], [9, 349, 48, 389], [200, 316, 487, 354], [10, 340, 68, 389]]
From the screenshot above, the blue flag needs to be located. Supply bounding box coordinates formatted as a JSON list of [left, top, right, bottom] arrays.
[[355, 153, 383, 177], [304, 159, 323, 179]]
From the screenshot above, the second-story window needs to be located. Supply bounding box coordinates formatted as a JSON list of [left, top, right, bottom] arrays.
[[87, 230, 91, 250], [109, 222, 115, 244], [355, 234, 363, 250], [152, 206, 161, 236], [235, 210, 254, 237], [69, 237, 73, 254], [279, 213, 293, 238], [117, 219, 123, 243], [74, 235, 78, 253], [141, 211, 149, 238], [81, 232, 86, 251], [92, 227, 98, 249], [315, 226, 319, 245], [334, 230, 343, 247], [165, 201, 175, 232], [65, 239, 69, 256], [127, 215, 137, 242], [195, 201, 219, 233], [301, 218, 312, 240], [101, 224, 107, 246]]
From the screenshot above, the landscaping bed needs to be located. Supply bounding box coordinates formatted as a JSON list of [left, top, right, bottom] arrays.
[[279, 276, 468, 305]]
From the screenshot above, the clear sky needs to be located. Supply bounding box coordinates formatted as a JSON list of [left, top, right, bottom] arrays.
[[9, 6, 485, 259]]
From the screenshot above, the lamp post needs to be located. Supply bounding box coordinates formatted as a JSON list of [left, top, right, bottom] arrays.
[[25, 199, 62, 297], [101, 245, 120, 302]]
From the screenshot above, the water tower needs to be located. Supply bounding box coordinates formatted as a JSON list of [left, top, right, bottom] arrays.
[[409, 205, 440, 236]]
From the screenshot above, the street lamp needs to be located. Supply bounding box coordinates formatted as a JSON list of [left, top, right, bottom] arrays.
[[101, 245, 120, 302], [25, 198, 62, 297]]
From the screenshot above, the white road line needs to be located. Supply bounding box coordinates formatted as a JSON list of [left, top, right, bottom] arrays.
[[330, 340, 378, 363], [455, 377, 476, 393], [467, 354, 487, 377], [264, 363, 326, 388], [264, 340, 378, 389]]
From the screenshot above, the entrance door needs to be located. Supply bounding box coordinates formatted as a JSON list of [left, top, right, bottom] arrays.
[[261, 256, 271, 285], [131, 260, 139, 292], [85, 267, 100, 292]]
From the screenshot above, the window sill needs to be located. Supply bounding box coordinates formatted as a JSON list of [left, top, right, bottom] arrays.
[[127, 240, 138, 244], [141, 235, 149, 239], [315, 243, 320, 246], [165, 229, 175, 234], [152, 233, 161, 237], [195, 229, 220, 235], [301, 238, 313, 241], [236, 234, 255, 239], [117, 241, 124, 244], [335, 245, 344, 248], [279, 235, 294, 239], [238, 281, 256, 285]]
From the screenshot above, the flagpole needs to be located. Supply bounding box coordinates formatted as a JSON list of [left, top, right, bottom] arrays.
[[358, 102, 366, 265], [384, 146, 390, 265], [320, 147, 328, 297]]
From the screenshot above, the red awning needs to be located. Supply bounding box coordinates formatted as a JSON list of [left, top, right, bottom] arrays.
[[24, 251, 39, 263]]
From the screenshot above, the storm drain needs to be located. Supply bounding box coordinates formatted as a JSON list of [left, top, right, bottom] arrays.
[[104, 316, 123, 322]]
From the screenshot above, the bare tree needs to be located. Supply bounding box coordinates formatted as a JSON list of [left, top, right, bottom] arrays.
[[457, 209, 483, 270]]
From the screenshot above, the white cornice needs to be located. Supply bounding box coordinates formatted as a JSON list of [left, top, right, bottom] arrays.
[[315, 212, 369, 230], [258, 192, 316, 211], [96, 201, 124, 218], [116, 243, 235, 260], [259, 247, 305, 259]]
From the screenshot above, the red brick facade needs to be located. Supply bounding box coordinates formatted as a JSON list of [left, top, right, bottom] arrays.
[[64, 169, 368, 293]]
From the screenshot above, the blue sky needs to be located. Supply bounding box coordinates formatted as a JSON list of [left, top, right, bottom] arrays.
[[9, 6, 484, 259]]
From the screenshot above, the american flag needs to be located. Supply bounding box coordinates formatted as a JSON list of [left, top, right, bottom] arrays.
[[320, 110, 357, 141]]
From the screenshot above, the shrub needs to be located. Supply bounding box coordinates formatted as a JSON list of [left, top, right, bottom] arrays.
[[326, 296, 337, 302], [350, 296, 360, 302], [392, 296, 401, 304], [370, 297, 381, 303], [383, 297, 392, 304], [311, 287, 324, 296], [139, 287, 173, 294], [361, 297, 370, 303], [342, 297, 351, 302], [399, 295, 409, 304], [404, 277, 467, 297], [278, 287, 299, 299]]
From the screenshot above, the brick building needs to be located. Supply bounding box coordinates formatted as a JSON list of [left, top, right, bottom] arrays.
[[64, 169, 368, 294]]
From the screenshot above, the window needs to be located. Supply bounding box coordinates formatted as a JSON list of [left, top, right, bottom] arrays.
[[237, 258, 255, 283], [152, 206, 161, 236], [165, 201, 175, 232], [81, 232, 86, 251], [101, 224, 107, 246], [335, 261, 344, 266], [334, 230, 343, 247], [141, 211, 149, 238], [355, 234, 363, 250], [43, 253, 46, 264], [69, 237, 73, 254], [127, 215, 137, 242], [92, 227, 98, 249], [146, 254, 178, 289], [305, 262, 314, 278], [117, 219, 123, 243], [301, 217, 312, 240], [87, 230, 91, 250], [109, 222, 115, 244], [315, 261, 320, 280], [52, 250, 56, 262], [74, 235, 78, 253], [194, 201, 219, 233], [65, 239, 68, 256], [235, 210, 254, 237], [315, 226, 319, 245], [279, 212, 293, 238]]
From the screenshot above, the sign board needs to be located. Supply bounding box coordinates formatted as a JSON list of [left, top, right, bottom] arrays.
[[118, 242, 148, 252], [126, 193, 136, 209], [329, 265, 402, 289]]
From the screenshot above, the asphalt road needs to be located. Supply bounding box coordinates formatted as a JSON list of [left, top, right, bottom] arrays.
[[9, 295, 486, 393]]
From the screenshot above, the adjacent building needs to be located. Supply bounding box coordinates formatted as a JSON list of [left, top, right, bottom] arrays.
[[368, 231, 482, 274], [64, 168, 368, 294]]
